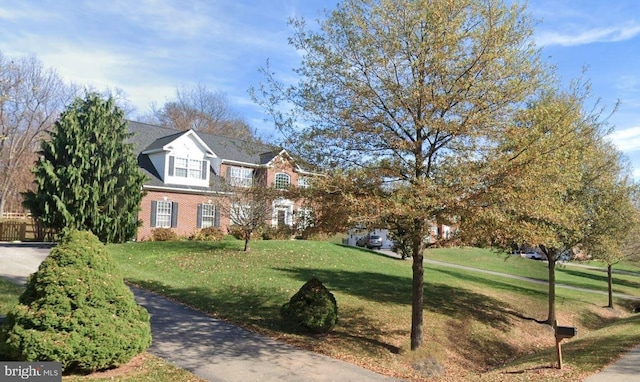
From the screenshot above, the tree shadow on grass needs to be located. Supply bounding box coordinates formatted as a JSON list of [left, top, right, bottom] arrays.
[[275, 267, 522, 332], [127, 278, 407, 358], [427, 267, 546, 323]]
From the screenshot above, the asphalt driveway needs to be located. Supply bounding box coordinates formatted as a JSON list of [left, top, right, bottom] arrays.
[[0, 242, 52, 285]]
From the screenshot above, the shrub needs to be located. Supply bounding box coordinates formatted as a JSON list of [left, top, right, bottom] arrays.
[[151, 227, 178, 241], [281, 278, 338, 334], [227, 226, 245, 240], [3, 230, 152, 372], [191, 227, 225, 241], [262, 225, 295, 240], [226, 226, 263, 241]]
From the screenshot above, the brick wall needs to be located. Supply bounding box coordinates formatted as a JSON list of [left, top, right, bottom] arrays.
[[138, 190, 229, 241], [138, 155, 310, 241]]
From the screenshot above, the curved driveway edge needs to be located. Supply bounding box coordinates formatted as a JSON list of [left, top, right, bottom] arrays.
[[131, 285, 402, 382], [0, 243, 402, 382]]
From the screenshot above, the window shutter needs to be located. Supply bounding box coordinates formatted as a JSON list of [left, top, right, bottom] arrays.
[[197, 204, 203, 229], [150, 201, 158, 227], [201, 160, 208, 180], [214, 206, 221, 227], [168, 156, 175, 176], [171, 202, 179, 228]]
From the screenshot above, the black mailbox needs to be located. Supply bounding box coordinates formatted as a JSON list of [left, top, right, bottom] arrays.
[[555, 326, 577, 339]]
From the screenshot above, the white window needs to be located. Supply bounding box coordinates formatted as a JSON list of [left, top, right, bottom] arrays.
[[298, 176, 309, 188], [170, 156, 206, 180], [155, 201, 172, 228], [297, 207, 314, 229], [275, 173, 290, 189], [199, 204, 217, 228], [228, 167, 253, 187]]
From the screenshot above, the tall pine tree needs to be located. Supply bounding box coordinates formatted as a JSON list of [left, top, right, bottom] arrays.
[[23, 93, 145, 243]]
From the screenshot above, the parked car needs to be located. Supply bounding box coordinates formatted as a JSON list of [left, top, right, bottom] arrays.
[[366, 235, 383, 249], [523, 251, 543, 260], [356, 234, 383, 250]]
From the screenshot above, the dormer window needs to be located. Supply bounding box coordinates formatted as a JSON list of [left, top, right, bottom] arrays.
[[169, 156, 207, 180], [275, 173, 290, 189]]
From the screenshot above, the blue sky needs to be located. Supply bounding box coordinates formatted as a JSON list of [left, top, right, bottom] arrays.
[[2, 0, 640, 176]]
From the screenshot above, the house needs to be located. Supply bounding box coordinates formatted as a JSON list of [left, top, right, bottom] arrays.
[[127, 121, 314, 241], [346, 223, 453, 251]]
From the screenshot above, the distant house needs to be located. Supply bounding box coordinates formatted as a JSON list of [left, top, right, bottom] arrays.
[[346, 223, 452, 250], [128, 121, 315, 241]]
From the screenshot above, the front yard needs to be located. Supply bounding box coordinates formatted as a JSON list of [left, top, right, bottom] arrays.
[[106, 239, 640, 381]]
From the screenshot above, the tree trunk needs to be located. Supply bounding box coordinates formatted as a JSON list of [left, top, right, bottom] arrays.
[[607, 264, 614, 308], [411, 251, 424, 350], [410, 226, 425, 351], [243, 230, 251, 251], [546, 257, 557, 325]]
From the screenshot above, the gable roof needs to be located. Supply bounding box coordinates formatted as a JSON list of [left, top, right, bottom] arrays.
[[127, 120, 277, 166], [127, 120, 310, 193]]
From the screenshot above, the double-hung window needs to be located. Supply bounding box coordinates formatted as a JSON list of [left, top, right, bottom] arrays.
[[151, 201, 178, 228], [169, 156, 207, 180], [197, 203, 219, 228], [228, 167, 253, 187]]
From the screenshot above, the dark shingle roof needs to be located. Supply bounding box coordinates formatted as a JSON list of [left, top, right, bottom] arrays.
[[127, 120, 277, 164], [126, 120, 282, 192]]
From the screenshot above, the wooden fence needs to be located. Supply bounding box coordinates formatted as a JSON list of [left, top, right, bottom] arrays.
[[0, 219, 55, 242]]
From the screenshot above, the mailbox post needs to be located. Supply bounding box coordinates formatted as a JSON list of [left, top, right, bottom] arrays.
[[555, 325, 577, 369]]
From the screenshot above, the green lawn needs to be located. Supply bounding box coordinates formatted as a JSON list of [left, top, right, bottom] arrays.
[[107, 239, 640, 381], [426, 247, 640, 298], [0, 278, 21, 316]]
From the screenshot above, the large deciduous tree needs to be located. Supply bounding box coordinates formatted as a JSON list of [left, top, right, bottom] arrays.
[[23, 93, 145, 243], [0, 53, 76, 216], [252, 0, 546, 350], [463, 82, 630, 324], [149, 83, 258, 141]]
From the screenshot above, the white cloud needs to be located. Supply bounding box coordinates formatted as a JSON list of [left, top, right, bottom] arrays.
[[609, 126, 640, 152], [536, 24, 640, 47]]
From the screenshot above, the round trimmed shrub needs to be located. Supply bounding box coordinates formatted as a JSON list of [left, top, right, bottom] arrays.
[[151, 228, 178, 241], [281, 278, 338, 334], [3, 230, 152, 372], [192, 227, 225, 241]]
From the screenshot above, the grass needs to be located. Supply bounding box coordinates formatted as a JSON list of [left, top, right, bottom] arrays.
[[106, 239, 640, 381], [426, 247, 640, 297]]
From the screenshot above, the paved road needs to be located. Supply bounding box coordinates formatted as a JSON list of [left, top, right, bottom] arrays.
[[0, 242, 52, 285], [0, 243, 401, 382], [2, 243, 640, 381]]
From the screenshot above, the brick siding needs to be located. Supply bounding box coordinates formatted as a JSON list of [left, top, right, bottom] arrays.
[[138, 190, 229, 241]]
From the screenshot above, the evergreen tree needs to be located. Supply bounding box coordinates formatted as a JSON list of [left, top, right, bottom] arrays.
[[23, 93, 145, 243]]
